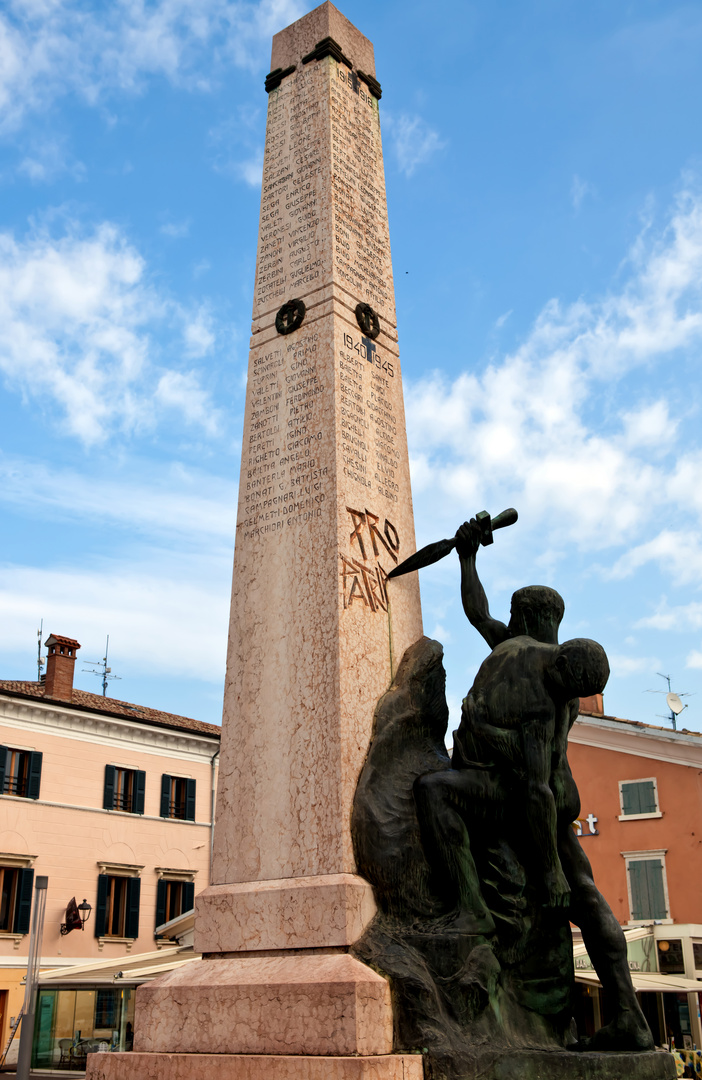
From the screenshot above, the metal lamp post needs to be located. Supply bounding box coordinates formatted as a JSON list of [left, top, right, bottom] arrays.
[[16, 875, 48, 1080]]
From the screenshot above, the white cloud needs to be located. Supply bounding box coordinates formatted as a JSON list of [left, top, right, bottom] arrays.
[[183, 306, 216, 357], [0, 558, 230, 682], [620, 400, 677, 449], [405, 185, 702, 563], [608, 531, 702, 585], [0, 219, 222, 444], [16, 137, 85, 183], [0, 0, 304, 133], [608, 653, 661, 676], [0, 454, 237, 542], [237, 151, 264, 187], [156, 371, 220, 434], [571, 174, 596, 212], [636, 601, 702, 632], [160, 219, 190, 238], [386, 113, 446, 178]]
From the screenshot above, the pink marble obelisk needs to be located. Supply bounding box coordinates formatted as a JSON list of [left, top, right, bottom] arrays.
[[89, 6, 423, 1078]]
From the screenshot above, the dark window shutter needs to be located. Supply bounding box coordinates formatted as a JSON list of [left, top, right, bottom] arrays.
[[125, 877, 141, 939], [645, 860, 667, 919], [0, 746, 8, 792], [160, 775, 171, 818], [133, 771, 146, 815], [26, 752, 42, 800], [638, 781, 658, 814], [185, 779, 196, 822], [182, 881, 195, 913], [622, 781, 658, 815], [629, 860, 646, 919], [630, 859, 667, 920], [103, 765, 116, 810], [155, 879, 167, 932], [622, 782, 641, 815], [95, 874, 109, 937], [13, 868, 34, 933]]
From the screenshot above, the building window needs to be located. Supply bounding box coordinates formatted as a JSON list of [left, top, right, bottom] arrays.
[[0, 867, 34, 934], [657, 939, 685, 974], [0, 747, 42, 800], [94, 988, 118, 1029], [619, 778, 662, 820], [624, 851, 670, 922], [155, 879, 195, 934], [160, 775, 196, 821], [95, 874, 141, 939], [103, 765, 145, 814], [693, 942, 702, 971]]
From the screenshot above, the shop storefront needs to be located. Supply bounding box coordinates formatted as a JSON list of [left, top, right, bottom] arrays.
[[573, 925, 702, 1049], [32, 986, 135, 1069]]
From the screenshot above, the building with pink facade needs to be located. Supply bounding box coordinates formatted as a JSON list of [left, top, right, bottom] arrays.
[[0, 634, 219, 1068]]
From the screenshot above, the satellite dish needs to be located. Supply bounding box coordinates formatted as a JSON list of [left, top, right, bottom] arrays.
[[667, 692, 685, 715]]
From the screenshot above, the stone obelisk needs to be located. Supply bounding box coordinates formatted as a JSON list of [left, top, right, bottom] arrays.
[[89, 5, 423, 1078]]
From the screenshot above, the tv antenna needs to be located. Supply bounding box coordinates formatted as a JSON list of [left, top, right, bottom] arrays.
[[645, 673, 693, 731], [83, 635, 121, 698], [37, 619, 44, 681]]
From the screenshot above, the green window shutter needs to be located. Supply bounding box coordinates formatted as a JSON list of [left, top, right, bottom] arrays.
[[630, 859, 667, 920], [622, 781, 658, 815], [125, 877, 141, 939], [103, 765, 116, 810], [645, 860, 667, 919], [629, 860, 647, 919], [155, 879, 167, 933], [133, 771, 146, 815], [622, 782, 641, 814], [182, 881, 195, 913], [26, 752, 42, 800], [95, 874, 109, 937], [160, 775, 171, 818], [185, 779, 196, 822], [638, 781, 658, 814], [0, 746, 8, 792], [13, 868, 34, 933]]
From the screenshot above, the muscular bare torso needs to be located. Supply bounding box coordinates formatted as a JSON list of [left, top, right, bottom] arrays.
[[453, 636, 581, 820]]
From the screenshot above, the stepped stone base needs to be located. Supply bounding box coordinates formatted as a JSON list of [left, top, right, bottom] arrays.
[[194, 874, 376, 953], [87, 1054, 424, 1080], [125, 953, 394, 1057]]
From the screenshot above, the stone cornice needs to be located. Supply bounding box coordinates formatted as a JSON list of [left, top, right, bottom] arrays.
[[0, 693, 219, 763], [572, 714, 702, 769]]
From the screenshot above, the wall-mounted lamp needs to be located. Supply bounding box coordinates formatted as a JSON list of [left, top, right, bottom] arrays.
[[60, 897, 92, 935]]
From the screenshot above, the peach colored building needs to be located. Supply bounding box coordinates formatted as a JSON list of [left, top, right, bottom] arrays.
[[569, 707, 702, 1048], [0, 634, 219, 1067]]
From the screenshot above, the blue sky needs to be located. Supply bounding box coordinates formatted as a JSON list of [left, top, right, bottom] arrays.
[[2, 0, 702, 732]]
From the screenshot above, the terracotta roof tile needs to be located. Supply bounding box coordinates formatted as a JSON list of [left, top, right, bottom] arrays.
[[0, 681, 220, 738], [577, 709, 701, 738]]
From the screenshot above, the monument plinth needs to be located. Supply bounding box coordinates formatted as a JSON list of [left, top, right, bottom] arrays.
[[88, 4, 423, 1078]]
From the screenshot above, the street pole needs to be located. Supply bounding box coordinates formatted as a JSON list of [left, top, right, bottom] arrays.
[[16, 875, 48, 1080]]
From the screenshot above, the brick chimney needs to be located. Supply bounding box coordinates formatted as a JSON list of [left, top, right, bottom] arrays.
[[579, 693, 604, 715], [44, 634, 81, 701]]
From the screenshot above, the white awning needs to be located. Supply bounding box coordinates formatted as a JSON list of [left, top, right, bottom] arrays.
[[573, 924, 653, 957], [575, 969, 702, 993], [38, 945, 194, 984]]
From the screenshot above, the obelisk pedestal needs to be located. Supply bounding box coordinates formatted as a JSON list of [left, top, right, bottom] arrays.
[[88, 5, 422, 1078]]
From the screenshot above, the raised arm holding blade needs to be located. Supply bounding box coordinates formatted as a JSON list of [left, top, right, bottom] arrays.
[[455, 514, 562, 649]]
